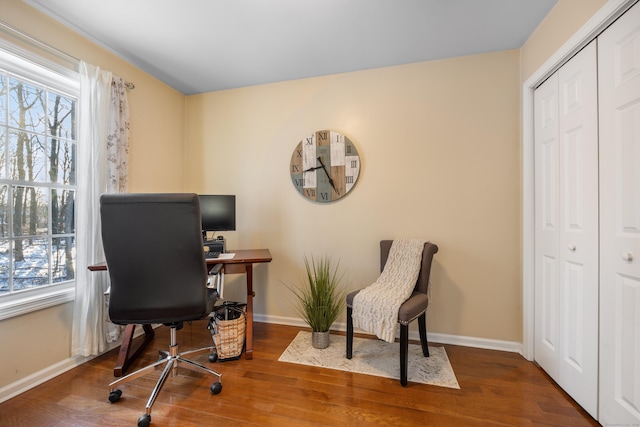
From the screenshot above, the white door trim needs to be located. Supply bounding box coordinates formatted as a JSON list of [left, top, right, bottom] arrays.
[[521, 0, 638, 360]]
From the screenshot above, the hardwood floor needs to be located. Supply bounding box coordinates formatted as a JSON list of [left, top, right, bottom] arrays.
[[0, 321, 599, 426]]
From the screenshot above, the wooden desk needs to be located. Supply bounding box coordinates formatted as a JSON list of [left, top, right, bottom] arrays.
[[89, 248, 272, 376], [205, 249, 272, 361]]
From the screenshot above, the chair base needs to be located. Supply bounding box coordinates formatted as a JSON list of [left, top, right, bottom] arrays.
[[108, 326, 222, 426], [347, 306, 430, 387]]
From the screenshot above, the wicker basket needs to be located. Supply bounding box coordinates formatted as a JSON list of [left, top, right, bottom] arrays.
[[209, 303, 246, 361]]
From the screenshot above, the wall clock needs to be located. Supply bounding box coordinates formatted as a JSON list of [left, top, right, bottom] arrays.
[[290, 130, 361, 203]]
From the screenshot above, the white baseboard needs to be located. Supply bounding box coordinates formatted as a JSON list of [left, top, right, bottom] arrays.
[[254, 314, 523, 354], [427, 332, 522, 354], [0, 355, 93, 404], [0, 326, 148, 404], [1, 316, 521, 403]]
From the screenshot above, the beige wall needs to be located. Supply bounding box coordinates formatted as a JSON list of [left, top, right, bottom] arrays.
[[186, 50, 523, 342], [0, 304, 73, 387], [0, 0, 186, 389], [184, 0, 610, 345], [520, 0, 607, 83]]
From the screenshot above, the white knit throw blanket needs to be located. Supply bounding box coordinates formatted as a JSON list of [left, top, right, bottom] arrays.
[[352, 239, 426, 343]]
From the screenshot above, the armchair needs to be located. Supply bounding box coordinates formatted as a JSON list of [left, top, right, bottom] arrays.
[[346, 239, 438, 386]]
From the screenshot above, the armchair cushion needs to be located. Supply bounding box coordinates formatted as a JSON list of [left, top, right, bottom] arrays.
[[348, 290, 428, 326]]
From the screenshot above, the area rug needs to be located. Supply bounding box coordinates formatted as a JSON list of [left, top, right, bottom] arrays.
[[278, 331, 460, 389]]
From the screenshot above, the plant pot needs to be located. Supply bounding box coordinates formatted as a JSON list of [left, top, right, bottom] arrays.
[[311, 331, 330, 349]]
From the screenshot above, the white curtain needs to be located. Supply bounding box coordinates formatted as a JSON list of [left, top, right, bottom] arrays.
[[72, 62, 130, 356], [103, 76, 130, 344], [107, 77, 130, 193]]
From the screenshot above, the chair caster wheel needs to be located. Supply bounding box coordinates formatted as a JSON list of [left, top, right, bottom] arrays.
[[208, 353, 218, 363], [137, 413, 151, 427], [108, 389, 122, 403], [211, 382, 222, 395]]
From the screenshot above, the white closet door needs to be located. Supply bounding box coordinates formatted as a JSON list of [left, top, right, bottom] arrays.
[[557, 41, 599, 418], [534, 41, 599, 418], [598, 1, 640, 424], [534, 72, 561, 381]]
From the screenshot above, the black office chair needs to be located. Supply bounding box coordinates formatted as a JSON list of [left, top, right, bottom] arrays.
[[346, 240, 438, 386], [100, 193, 222, 427]]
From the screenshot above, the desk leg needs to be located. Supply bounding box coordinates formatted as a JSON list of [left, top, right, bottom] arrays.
[[113, 324, 155, 377], [245, 264, 254, 360]]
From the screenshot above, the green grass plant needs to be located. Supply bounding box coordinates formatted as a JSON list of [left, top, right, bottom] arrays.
[[287, 255, 347, 332]]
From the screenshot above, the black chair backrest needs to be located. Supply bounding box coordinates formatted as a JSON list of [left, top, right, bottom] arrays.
[[100, 193, 209, 325], [380, 240, 439, 295]]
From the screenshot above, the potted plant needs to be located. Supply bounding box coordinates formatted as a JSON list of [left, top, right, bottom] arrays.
[[287, 255, 347, 349]]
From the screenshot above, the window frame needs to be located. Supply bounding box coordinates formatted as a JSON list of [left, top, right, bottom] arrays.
[[0, 38, 80, 321]]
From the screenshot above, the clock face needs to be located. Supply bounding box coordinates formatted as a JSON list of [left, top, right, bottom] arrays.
[[290, 130, 361, 203]]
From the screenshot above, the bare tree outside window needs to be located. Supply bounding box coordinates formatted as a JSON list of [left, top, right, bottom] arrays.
[[0, 71, 77, 295]]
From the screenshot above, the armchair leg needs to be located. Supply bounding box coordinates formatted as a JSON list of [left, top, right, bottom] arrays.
[[418, 313, 429, 357], [346, 306, 353, 359], [400, 324, 409, 386]]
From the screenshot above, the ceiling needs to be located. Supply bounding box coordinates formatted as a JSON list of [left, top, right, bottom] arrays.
[[25, 0, 557, 95]]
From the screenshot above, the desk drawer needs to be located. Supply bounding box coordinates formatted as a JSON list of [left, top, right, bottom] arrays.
[[223, 264, 247, 275]]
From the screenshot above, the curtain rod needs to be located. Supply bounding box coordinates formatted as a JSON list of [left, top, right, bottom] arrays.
[[0, 19, 135, 90]]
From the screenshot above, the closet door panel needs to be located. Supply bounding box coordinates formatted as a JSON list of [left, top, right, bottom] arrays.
[[534, 73, 560, 381], [534, 41, 598, 418], [557, 41, 599, 418], [599, 1, 640, 424], [534, 43, 598, 417]]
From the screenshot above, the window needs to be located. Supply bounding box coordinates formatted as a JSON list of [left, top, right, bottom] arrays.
[[0, 40, 79, 319]]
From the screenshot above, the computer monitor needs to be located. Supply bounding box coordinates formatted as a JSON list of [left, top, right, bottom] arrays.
[[198, 195, 236, 239]]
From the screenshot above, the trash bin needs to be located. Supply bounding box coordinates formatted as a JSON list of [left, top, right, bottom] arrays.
[[208, 302, 246, 361]]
